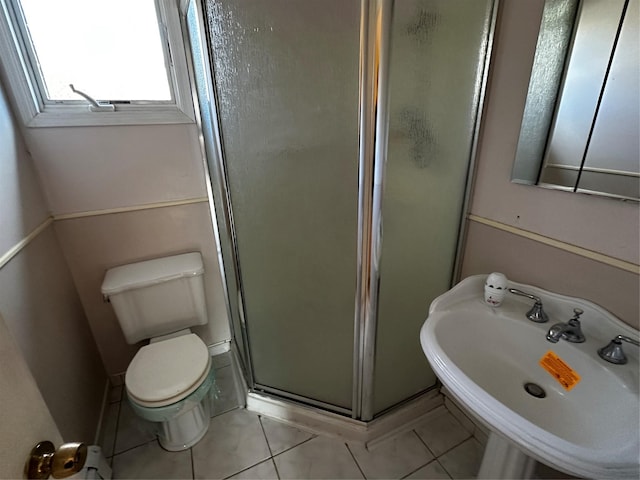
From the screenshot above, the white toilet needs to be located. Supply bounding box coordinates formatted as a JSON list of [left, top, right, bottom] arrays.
[[101, 252, 214, 451]]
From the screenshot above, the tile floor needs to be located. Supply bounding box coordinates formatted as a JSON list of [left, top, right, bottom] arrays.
[[100, 352, 485, 480]]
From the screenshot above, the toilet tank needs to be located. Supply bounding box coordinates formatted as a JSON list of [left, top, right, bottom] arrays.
[[101, 252, 208, 344]]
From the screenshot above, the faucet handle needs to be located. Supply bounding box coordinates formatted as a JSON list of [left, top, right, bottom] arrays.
[[561, 307, 586, 343], [598, 335, 640, 364], [508, 288, 549, 323]]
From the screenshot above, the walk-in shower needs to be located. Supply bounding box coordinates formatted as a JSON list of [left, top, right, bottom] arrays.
[[183, 0, 497, 422]]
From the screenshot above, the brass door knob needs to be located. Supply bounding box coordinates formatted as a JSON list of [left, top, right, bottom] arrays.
[[25, 441, 55, 479], [25, 441, 87, 479]]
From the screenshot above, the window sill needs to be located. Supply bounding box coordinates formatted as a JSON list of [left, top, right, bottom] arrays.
[[23, 105, 195, 128]]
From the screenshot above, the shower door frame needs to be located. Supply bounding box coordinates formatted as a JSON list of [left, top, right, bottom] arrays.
[[181, 0, 499, 422], [353, 0, 394, 421]]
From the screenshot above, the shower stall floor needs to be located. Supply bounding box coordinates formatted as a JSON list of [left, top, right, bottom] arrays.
[[100, 351, 487, 479]]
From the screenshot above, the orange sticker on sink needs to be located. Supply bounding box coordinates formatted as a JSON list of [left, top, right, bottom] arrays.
[[539, 351, 581, 391]]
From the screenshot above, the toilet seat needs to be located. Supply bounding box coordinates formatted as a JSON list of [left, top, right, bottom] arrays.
[[126, 333, 210, 408]]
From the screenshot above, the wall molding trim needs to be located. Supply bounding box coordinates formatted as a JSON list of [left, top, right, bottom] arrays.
[[1, 198, 209, 271], [0, 217, 53, 270], [468, 214, 639, 274], [52, 197, 209, 221], [5, 210, 635, 276]]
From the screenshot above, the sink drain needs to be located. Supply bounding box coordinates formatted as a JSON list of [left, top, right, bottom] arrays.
[[524, 382, 546, 398]]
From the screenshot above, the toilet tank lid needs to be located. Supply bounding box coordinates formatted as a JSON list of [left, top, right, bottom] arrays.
[[101, 252, 204, 295]]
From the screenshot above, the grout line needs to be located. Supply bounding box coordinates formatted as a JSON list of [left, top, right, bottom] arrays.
[[111, 438, 159, 458], [271, 457, 281, 480], [434, 435, 476, 460], [109, 394, 158, 457], [401, 459, 450, 480], [257, 414, 318, 462], [110, 397, 123, 460], [434, 441, 479, 480], [435, 453, 456, 480], [437, 459, 454, 480], [190, 447, 195, 480], [412, 430, 437, 459], [221, 457, 272, 480], [93, 380, 112, 446], [271, 436, 316, 458], [107, 401, 122, 459], [211, 404, 240, 419], [211, 406, 240, 420], [345, 443, 367, 480], [258, 415, 275, 457], [412, 425, 475, 472]]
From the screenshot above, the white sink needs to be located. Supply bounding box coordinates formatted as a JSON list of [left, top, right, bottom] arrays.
[[420, 275, 640, 479]]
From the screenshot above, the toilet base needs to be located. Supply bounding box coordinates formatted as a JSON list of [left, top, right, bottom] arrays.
[[158, 399, 210, 451], [127, 366, 215, 452]]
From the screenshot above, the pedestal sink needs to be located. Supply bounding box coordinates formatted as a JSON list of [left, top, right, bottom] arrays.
[[420, 275, 639, 479]]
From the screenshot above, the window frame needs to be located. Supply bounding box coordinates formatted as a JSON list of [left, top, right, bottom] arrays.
[[0, 0, 195, 127]]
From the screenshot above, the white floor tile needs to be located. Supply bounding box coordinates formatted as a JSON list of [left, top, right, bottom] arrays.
[[212, 366, 243, 416], [534, 461, 579, 479], [111, 441, 192, 480], [348, 431, 434, 480], [274, 435, 363, 480], [101, 353, 488, 480], [114, 399, 157, 454], [437, 438, 484, 480], [212, 351, 233, 370], [442, 398, 476, 434], [260, 416, 315, 456], [192, 409, 271, 479], [99, 402, 120, 458], [414, 411, 472, 457], [228, 459, 279, 480], [405, 460, 451, 479]]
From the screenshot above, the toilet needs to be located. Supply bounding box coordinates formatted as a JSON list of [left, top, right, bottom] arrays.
[[101, 252, 214, 451]]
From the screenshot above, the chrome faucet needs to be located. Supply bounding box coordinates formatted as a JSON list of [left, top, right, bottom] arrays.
[[598, 335, 640, 364], [508, 288, 549, 323], [546, 308, 585, 343]]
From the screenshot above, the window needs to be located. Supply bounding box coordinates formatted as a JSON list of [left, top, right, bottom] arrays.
[[0, 0, 194, 127]]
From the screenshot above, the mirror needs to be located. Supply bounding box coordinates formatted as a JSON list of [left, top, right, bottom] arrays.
[[512, 0, 639, 201]]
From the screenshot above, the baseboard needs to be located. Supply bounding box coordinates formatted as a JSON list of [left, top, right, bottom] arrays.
[[441, 386, 490, 446], [365, 390, 444, 449], [93, 378, 111, 445], [108, 373, 125, 386], [208, 339, 231, 357], [228, 344, 248, 408], [247, 388, 444, 447]]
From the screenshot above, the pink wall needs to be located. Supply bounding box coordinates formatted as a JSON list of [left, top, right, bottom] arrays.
[[462, 0, 639, 327], [0, 80, 106, 442], [9, 69, 231, 379], [22, 123, 206, 215]]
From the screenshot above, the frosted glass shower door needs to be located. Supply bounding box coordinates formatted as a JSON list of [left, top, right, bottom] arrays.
[[205, 0, 360, 410], [372, 0, 495, 415]]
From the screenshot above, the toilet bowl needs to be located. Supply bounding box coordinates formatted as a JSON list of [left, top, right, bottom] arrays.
[[126, 332, 213, 451], [101, 253, 214, 451]]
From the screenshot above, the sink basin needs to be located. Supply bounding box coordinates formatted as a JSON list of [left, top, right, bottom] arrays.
[[420, 275, 640, 479]]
